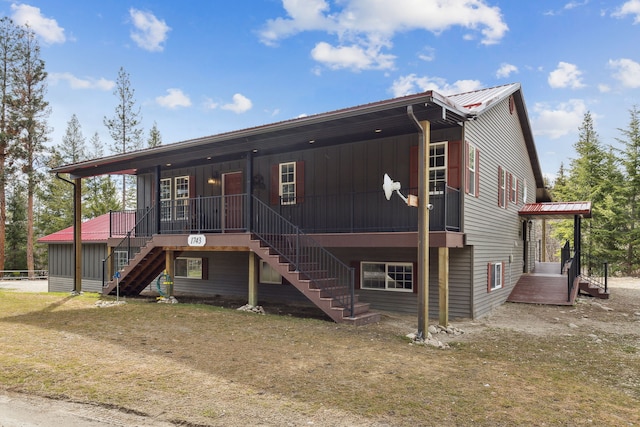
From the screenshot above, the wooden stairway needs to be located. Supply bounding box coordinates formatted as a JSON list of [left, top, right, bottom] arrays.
[[103, 240, 166, 296], [248, 237, 380, 326], [579, 279, 610, 299]]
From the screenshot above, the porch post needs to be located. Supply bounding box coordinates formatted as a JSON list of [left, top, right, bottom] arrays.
[[541, 219, 547, 262], [74, 177, 82, 293], [155, 165, 161, 234], [438, 247, 449, 327], [165, 250, 174, 296], [248, 251, 258, 306], [417, 120, 431, 337], [246, 151, 253, 232]]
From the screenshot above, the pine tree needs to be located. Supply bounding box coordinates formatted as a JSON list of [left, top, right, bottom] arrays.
[[148, 121, 162, 147], [616, 106, 640, 274], [103, 67, 143, 210], [0, 17, 22, 274], [60, 113, 86, 163], [36, 148, 74, 236], [6, 181, 27, 270], [85, 132, 120, 218], [9, 26, 49, 278]]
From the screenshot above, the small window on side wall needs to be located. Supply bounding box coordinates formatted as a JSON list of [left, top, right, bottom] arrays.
[[488, 262, 504, 291], [175, 257, 205, 279], [465, 142, 479, 197], [270, 161, 305, 205]]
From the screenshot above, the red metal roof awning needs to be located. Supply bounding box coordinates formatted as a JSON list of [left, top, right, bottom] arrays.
[[519, 201, 592, 219]]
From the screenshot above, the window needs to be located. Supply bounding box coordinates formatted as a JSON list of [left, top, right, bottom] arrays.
[[498, 167, 507, 208], [510, 174, 518, 204], [160, 178, 171, 221], [175, 257, 203, 279], [522, 179, 528, 204], [361, 262, 413, 292], [279, 162, 296, 205], [466, 142, 479, 196], [260, 260, 282, 284], [175, 176, 190, 220], [114, 250, 129, 272], [488, 262, 504, 291], [429, 142, 447, 193]]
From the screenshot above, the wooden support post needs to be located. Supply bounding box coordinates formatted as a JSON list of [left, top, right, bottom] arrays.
[[438, 247, 449, 327], [74, 177, 82, 293], [417, 120, 430, 338], [541, 219, 547, 262], [165, 250, 174, 296], [248, 252, 258, 306]]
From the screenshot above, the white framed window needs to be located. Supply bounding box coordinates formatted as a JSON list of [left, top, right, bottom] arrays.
[[429, 141, 447, 193], [114, 250, 129, 272], [467, 143, 478, 196], [260, 260, 282, 284], [160, 178, 171, 221], [361, 262, 413, 292], [279, 162, 296, 205], [522, 179, 528, 204], [499, 167, 507, 208], [175, 257, 203, 279], [488, 262, 503, 291], [175, 176, 190, 220], [510, 174, 517, 204]]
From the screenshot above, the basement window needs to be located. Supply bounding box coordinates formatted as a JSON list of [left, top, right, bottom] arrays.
[[260, 260, 282, 284], [175, 257, 203, 279], [488, 262, 504, 291], [361, 262, 413, 292]]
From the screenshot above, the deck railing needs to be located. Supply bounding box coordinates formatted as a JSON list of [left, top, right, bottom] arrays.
[[252, 196, 355, 317]]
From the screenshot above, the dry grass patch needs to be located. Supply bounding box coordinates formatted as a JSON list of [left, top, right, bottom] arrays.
[[0, 290, 639, 426]]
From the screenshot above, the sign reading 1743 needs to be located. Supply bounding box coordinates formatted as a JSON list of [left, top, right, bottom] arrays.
[[188, 234, 206, 247]]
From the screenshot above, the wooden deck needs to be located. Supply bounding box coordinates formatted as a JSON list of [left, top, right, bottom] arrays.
[[507, 262, 579, 306]]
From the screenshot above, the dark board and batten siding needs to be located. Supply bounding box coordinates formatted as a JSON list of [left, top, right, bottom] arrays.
[[462, 95, 538, 318], [47, 243, 107, 293]]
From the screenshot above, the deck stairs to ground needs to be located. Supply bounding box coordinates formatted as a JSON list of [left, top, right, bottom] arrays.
[[248, 236, 380, 325], [578, 278, 609, 299], [103, 239, 166, 296]]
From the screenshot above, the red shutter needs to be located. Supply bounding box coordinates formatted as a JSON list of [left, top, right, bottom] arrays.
[[464, 142, 470, 194], [498, 166, 503, 207], [410, 145, 418, 194], [487, 263, 492, 292], [475, 148, 480, 197], [448, 140, 461, 190], [296, 161, 305, 204], [270, 164, 279, 205]]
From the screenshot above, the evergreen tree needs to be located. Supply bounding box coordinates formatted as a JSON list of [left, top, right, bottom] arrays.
[[9, 26, 49, 278], [103, 67, 143, 210], [36, 148, 74, 238], [148, 121, 162, 147], [85, 132, 121, 218], [6, 181, 26, 270], [60, 113, 86, 163], [0, 17, 22, 273], [616, 106, 640, 274]]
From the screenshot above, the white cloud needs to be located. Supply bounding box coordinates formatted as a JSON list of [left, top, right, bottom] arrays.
[[49, 72, 114, 90], [608, 58, 640, 88], [203, 97, 219, 110], [221, 93, 253, 114], [155, 88, 191, 109], [548, 62, 585, 89], [310, 41, 395, 71], [260, 0, 508, 71], [598, 83, 611, 93], [531, 99, 587, 139], [496, 63, 518, 78], [129, 8, 171, 52], [10, 4, 65, 44], [612, 0, 640, 23], [417, 46, 435, 62], [391, 74, 482, 97]]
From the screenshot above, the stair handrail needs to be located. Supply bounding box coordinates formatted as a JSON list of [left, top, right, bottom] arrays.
[[251, 196, 356, 317], [566, 249, 580, 302], [102, 207, 157, 288]]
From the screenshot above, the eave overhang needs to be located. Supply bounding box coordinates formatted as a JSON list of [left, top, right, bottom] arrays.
[[52, 91, 470, 179], [519, 201, 592, 219]]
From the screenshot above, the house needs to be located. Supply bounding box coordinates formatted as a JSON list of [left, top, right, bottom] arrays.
[[50, 83, 571, 324]]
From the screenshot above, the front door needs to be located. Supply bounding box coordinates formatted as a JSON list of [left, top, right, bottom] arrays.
[[223, 172, 243, 230]]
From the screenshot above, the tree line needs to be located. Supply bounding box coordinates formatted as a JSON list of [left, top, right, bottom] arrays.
[[550, 108, 640, 276], [0, 18, 161, 276]]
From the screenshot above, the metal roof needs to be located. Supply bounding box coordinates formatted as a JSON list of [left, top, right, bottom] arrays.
[[519, 202, 592, 219], [37, 213, 129, 243], [448, 83, 520, 115]]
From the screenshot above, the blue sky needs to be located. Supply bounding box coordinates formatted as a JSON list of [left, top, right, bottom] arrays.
[[1, 0, 640, 180]]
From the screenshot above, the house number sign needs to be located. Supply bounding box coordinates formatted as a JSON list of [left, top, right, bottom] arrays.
[[188, 234, 206, 247]]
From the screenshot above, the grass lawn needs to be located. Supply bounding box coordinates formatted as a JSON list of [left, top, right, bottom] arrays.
[[0, 290, 638, 426]]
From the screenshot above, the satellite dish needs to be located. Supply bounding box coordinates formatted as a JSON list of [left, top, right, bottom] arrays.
[[382, 173, 408, 204]]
